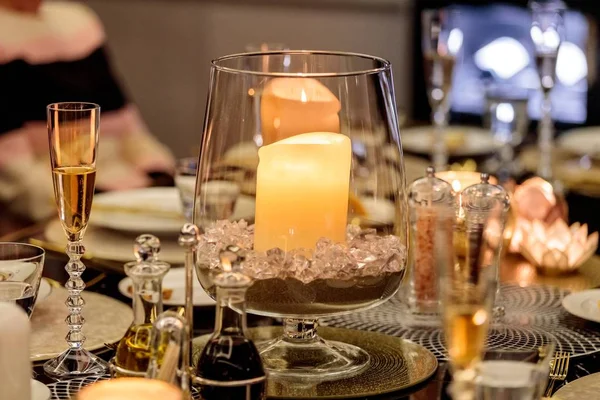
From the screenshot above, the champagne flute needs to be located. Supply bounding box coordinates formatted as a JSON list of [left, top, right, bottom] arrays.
[[529, 0, 565, 180], [422, 9, 458, 170], [43, 102, 108, 378], [437, 202, 501, 399]]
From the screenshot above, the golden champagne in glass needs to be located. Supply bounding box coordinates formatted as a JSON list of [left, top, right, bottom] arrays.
[[443, 291, 491, 371], [52, 166, 96, 241], [44, 102, 108, 378], [437, 207, 499, 383]]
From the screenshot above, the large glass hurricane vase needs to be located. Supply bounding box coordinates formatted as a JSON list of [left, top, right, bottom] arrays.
[[194, 51, 408, 381]]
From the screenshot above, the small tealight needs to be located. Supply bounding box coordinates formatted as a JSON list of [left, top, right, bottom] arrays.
[[520, 219, 598, 274], [77, 378, 182, 400]]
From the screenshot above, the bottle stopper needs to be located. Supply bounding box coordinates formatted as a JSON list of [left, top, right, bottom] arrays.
[[134, 234, 161, 262], [178, 224, 200, 250]]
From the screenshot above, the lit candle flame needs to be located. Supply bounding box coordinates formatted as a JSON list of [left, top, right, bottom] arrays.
[[451, 179, 462, 193]]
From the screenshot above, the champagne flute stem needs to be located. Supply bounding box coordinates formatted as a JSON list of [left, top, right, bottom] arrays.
[[537, 92, 553, 180], [432, 105, 449, 170], [64, 241, 87, 349]]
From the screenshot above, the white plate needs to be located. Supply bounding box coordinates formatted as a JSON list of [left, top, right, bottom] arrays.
[[118, 267, 215, 307], [32, 379, 51, 400], [36, 278, 52, 305], [401, 126, 498, 157], [91, 187, 255, 234], [558, 127, 600, 159], [562, 289, 600, 323], [91, 187, 185, 233]]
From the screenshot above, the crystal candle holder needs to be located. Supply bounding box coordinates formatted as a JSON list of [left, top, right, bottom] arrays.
[[193, 51, 409, 381], [520, 219, 598, 274]]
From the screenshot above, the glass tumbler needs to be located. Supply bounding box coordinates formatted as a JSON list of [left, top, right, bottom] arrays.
[[0, 243, 45, 318]]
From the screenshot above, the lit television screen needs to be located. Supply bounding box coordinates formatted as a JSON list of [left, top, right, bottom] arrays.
[[448, 4, 588, 124]]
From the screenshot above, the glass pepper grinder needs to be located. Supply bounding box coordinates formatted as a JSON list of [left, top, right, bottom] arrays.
[[194, 245, 267, 400], [110, 234, 170, 377], [459, 173, 510, 315], [408, 166, 455, 316]]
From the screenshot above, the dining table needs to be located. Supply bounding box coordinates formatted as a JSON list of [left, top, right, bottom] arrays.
[[2, 208, 600, 400]]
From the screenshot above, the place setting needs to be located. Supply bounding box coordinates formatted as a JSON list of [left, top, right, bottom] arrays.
[[4, 1, 600, 399]]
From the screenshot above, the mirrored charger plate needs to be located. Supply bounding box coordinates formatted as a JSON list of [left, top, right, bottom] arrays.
[[192, 326, 438, 399]]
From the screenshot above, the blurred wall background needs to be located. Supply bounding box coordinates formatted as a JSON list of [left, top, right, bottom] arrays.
[[83, 0, 414, 157]]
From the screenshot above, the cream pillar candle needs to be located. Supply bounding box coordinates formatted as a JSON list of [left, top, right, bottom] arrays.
[[77, 378, 182, 400], [254, 132, 352, 252], [260, 78, 341, 145], [0, 303, 31, 400]]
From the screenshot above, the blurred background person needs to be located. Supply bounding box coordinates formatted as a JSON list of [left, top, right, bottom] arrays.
[[0, 0, 175, 221]]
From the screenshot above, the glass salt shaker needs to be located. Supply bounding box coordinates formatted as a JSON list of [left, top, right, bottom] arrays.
[[459, 173, 510, 314], [194, 246, 267, 400], [110, 234, 170, 377], [408, 166, 455, 315]]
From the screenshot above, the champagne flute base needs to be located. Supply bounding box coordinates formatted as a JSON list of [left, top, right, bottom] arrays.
[[43, 347, 108, 379]]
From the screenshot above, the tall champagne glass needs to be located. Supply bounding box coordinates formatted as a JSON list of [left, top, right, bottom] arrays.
[[44, 102, 108, 377], [438, 201, 502, 399], [529, 0, 565, 180], [422, 9, 459, 170]]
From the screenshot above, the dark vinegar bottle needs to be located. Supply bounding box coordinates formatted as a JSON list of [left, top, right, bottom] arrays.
[[195, 247, 267, 400]]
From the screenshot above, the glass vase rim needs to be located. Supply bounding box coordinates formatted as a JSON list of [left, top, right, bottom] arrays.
[[47, 102, 100, 112], [211, 50, 392, 78], [0, 242, 45, 262]]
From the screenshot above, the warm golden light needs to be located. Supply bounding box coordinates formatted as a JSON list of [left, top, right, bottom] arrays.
[[451, 180, 461, 193], [254, 132, 352, 252], [508, 177, 568, 253], [472, 309, 488, 326], [435, 171, 497, 193], [77, 378, 182, 400], [260, 78, 341, 144], [520, 219, 598, 273]]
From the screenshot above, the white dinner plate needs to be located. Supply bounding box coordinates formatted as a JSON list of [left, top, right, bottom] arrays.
[[562, 289, 600, 323], [91, 187, 185, 234], [558, 127, 600, 160], [401, 126, 499, 157], [91, 187, 255, 234], [32, 379, 51, 400], [36, 278, 52, 305], [118, 267, 215, 307]]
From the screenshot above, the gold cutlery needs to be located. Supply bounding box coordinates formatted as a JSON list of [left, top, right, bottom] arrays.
[[545, 351, 570, 397]]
